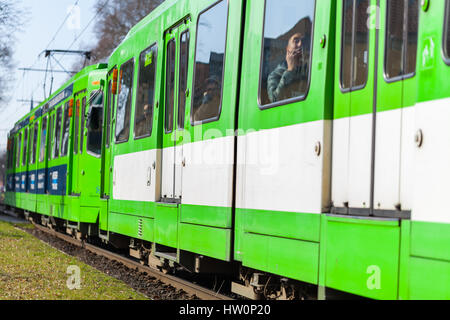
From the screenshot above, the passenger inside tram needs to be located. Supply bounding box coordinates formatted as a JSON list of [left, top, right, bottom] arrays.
[[194, 76, 221, 122], [267, 31, 309, 103]]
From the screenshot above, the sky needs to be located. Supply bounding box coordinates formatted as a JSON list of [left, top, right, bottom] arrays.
[[0, 0, 99, 152]]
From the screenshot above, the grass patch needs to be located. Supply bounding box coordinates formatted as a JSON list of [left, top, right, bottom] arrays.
[[0, 221, 149, 300]]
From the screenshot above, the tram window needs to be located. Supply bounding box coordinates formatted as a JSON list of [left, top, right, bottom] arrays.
[[404, 0, 418, 75], [39, 117, 47, 163], [106, 81, 112, 147], [115, 60, 134, 143], [165, 40, 176, 133], [385, 0, 418, 80], [74, 101, 79, 154], [259, 0, 315, 106], [179, 31, 189, 129], [10, 138, 14, 169], [135, 44, 157, 139], [61, 103, 70, 157], [6, 138, 11, 169], [191, 0, 228, 124], [48, 115, 54, 161], [16, 133, 21, 168], [11, 138, 15, 168], [28, 128, 33, 165], [341, 0, 354, 90], [53, 107, 62, 159], [443, 0, 450, 62], [341, 0, 370, 90], [31, 122, 38, 164], [9, 137, 15, 169], [22, 128, 28, 166], [87, 91, 104, 155], [80, 97, 86, 153]]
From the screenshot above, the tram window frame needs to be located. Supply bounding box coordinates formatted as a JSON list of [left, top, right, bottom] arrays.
[[384, 0, 419, 83], [22, 128, 28, 166], [39, 116, 48, 163], [107, 67, 117, 147], [191, 0, 229, 126], [165, 39, 176, 134], [53, 107, 62, 159], [61, 102, 71, 157], [257, 0, 316, 109], [442, 0, 450, 65], [9, 136, 15, 169], [74, 100, 79, 154], [28, 127, 33, 165], [178, 30, 190, 130], [10, 137, 15, 169], [16, 132, 21, 168], [11, 137, 15, 169], [115, 58, 135, 144], [339, 0, 370, 93], [31, 122, 38, 164], [6, 138, 11, 169], [80, 97, 86, 153], [47, 115, 54, 161], [105, 81, 112, 147], [134, 43, 158, 140], [87, 90, 104, 157]]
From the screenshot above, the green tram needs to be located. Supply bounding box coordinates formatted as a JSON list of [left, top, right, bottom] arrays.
[[4, 0, 450, 299], [5, 64, 108, 232]]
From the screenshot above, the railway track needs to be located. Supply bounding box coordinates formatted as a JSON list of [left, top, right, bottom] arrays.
[[20, 217, 233, 301]]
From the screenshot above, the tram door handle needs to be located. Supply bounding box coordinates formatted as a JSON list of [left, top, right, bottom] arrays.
[[147, 167, 151, 187]]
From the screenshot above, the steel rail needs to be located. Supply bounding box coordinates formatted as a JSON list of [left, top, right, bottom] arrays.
[[31, 222, 233, 301]]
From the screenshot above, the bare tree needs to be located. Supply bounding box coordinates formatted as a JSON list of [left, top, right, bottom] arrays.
[[71, 0, 164, 73], [0, 0, 24, 104]]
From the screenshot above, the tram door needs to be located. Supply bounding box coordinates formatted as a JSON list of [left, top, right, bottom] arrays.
[[71, 92, 86, 196], [372, 0, 418, 214], [161, 21, 190, 202], [332, 0, 417, 215], [70, 95, 80, 196], [328, 0, 419, 299], [101, 76, 114, 199]]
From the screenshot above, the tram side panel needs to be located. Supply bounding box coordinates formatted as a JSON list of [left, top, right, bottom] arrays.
[[328, 0, 450, 300], [235, 0, 335, 285], [178, 0, 244, 262], [105, 0, 244, 264], [327, 0, 406, 300], [407, 0, 450, 300], [106, 13, 163, 245], [77, 69, 108, 225]]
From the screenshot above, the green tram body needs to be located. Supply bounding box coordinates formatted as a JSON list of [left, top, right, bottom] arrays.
[[4, 0, 450, 299], [5, 64, 108, 227]]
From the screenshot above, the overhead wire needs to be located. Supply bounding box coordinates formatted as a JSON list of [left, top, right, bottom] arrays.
[[1, 0, 108, 147], [3, 0, 82, 118], [59, 0, 111, 60]]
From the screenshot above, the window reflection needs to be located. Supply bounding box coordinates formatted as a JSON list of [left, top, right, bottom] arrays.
[[260, 0, 315, 105], [116, 61, 134, 142], [192, 0, 228, 123], [135, 45, 157, 138], [87, 91, 104, 155]]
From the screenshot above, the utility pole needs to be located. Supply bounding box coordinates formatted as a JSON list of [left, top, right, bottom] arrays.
[[40, 49, 92, 99]]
